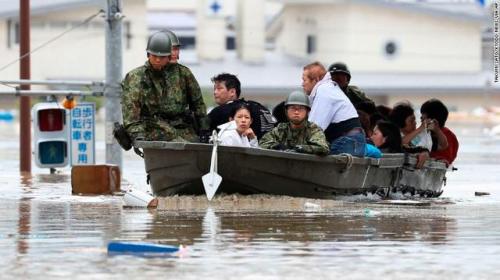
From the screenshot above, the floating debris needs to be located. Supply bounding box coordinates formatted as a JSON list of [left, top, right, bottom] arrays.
[[304, 201, 321, 210], [376, 200, 431, 206], [363, 208, 380, 217], [123, 188, 158, 208], [0, 110, 14, 122], [475, 191, 490, 196], [107, 241, 183, 256]]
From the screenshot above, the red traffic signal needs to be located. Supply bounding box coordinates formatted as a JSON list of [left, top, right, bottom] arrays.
[[38, 109, 65, 131]]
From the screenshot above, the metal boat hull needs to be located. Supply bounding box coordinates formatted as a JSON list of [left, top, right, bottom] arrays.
[[135, 141, 447, 199]]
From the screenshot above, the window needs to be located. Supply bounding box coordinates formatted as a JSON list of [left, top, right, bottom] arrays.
[[179, 36, 195, 50], [226, 36, 235, 50], [124, 21, 131, 49], [307, 35, 316, 54], [7, 19, 19, 48], [384, 41, 398, 57]]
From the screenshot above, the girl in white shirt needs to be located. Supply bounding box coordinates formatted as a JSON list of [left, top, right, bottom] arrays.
[[217, 104, 258, 148]]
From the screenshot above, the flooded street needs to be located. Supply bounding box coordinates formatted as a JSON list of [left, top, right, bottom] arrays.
[[1, 121, 500, 279]]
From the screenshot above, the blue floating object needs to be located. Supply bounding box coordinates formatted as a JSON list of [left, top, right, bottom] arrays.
[[107, 241, 180, 255], [0, 111, 14, 122]]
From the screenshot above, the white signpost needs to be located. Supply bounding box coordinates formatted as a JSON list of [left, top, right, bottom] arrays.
[[70, 102, 96, 165]]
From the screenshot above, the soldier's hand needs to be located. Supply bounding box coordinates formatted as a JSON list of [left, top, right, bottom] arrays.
[[113, 122, 133, 150], [294, 145, 306, 153], [271, 143, 286, 150]]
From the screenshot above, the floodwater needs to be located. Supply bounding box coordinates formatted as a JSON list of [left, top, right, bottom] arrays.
[[0, 121, 500, 279]]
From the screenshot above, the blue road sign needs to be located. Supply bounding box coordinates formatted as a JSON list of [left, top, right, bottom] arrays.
[[70, 102, 95, 165]]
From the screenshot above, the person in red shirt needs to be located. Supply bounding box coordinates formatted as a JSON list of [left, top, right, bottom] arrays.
[[420, 99, 459, 166]]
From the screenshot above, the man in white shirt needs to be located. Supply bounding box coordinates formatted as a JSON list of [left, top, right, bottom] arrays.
[[302, 62, 366, 157]]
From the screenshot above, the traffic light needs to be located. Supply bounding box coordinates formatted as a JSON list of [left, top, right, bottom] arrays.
[[32, 103, 70, 168]]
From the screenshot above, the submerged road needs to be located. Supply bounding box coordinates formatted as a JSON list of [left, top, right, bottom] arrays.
[[0, 121, 499, 279]]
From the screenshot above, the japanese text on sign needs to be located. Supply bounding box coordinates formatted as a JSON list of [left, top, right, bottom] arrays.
[[70, 103, 95, 165]]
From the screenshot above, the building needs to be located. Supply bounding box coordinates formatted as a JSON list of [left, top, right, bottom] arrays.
[[150, 0, 496, 112], [0, 0, 147, 107], [267, 0, 495, 111], [0, 0, 497, 114]]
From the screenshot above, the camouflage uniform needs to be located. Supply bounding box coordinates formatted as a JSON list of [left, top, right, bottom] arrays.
[[121, 61, 209, 142], [344, 85, 375, 108], [259, 121, 330, 155]]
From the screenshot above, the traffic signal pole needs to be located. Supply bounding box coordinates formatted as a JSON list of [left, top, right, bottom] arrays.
[[16, 0, 122, 173], [19, 0, 31, 173], [104, 0, 123, 171]]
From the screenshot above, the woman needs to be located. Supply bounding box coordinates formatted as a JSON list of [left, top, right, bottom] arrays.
[[365, 121, 402, 158], [389, 102, 448, 169], [217, 104, 258, 148], [389, 102, 433, 151]]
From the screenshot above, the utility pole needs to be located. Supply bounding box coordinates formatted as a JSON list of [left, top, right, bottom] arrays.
[[104, 0, 123, 170], [19, 0, 31, 173]]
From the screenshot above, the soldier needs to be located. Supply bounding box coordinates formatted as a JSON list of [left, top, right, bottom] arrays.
[[328, 62, 375, 111], [259, 91, 330, 156], [121, 31, 209, 142], [163, 29, 181, 64]]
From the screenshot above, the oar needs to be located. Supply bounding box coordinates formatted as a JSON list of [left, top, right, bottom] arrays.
[[202, 131, 222, 201]]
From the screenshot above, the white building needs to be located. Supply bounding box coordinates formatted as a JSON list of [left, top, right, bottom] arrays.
[[0, 0, 147, 92], [149, 0, 496, 111], [266, 0, 493, 109], [0, 0, 496, 113]]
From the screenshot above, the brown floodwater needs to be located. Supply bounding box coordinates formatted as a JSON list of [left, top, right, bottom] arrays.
[[1, 121, 500, 279]]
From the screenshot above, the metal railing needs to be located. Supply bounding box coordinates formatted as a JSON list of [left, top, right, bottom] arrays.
[[0, 79, 105, 87], [0, 79, 105, 97]]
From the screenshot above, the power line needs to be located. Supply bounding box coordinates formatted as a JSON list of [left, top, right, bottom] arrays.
[[0, 9, 104, 83]]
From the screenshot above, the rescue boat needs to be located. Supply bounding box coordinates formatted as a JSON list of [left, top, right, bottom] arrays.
[[134, 141, 448, 199]]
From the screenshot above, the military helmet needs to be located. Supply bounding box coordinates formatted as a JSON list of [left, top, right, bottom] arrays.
[[146, 31, 172, 56], [163, 29, 181, 47], [285, 91, 311, 109], [328, 62, 351, 80]]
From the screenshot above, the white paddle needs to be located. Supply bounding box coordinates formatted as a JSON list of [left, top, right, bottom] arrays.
[[202, 131, 222, 201]]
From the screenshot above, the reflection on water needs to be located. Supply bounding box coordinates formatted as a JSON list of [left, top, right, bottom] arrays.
[[146, 207, 454, 246], [1, 122, 500, 279], [17, 198, 31, 255], [1, 178, 500, 279]]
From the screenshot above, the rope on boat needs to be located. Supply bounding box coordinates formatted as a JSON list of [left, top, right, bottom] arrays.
[[339, 153, 353, 173], [360, 165, 370, 188]]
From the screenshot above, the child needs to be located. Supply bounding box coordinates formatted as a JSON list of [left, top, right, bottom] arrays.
[[420, 99, 458, 166], [217, 104, 258, 148], [365, 121, 402, 158]]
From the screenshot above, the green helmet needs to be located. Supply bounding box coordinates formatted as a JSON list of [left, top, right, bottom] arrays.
[[146, 32, 172, 56], [328, 62, 351, 81], [285, 91, 311, 109], [163, 29, 181, 47]]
